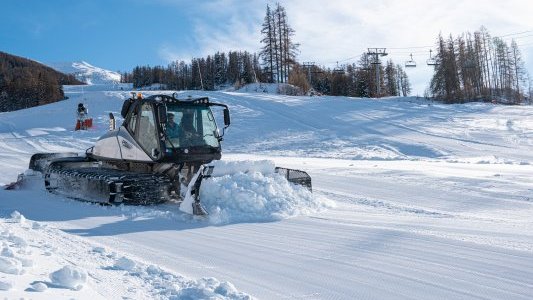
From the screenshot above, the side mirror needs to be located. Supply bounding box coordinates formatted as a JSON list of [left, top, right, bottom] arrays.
[[158, 105, 168, 124], [121, 99, 132, 118], [223, 108, 231, 127]]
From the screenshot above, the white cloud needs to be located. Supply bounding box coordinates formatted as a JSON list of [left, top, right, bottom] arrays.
[[158, 43, 192, 62], [191, 10, 262, 56]]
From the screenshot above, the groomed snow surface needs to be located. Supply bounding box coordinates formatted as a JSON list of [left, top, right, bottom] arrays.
[[0, 85, 532, 299]]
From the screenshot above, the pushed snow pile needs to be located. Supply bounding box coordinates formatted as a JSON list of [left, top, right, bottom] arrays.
[[49, 265, 88, 290], [179, 277, 251, 300], [114, 256, 137, 271], [10, 211, 26, 224], [0, 256, 23, 275], [0, 281, 12, 291], [1, 247, 14, 257], [210, 159, 276, 176], [201, 160, 324, 224], [31, 282, 48, 292]]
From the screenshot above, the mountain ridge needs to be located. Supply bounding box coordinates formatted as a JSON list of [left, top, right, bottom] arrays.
[[0, 51, 83, 112], [48, 61, 121, 85]]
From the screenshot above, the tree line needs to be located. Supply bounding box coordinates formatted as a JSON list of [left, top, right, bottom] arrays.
[[0, 51, 83, 112], [122, 52, 410, 98], [430, 27, 529, 104], [122, 51, 263, 90], [122, 2, 410, 98], [288, 58, 410, 97]]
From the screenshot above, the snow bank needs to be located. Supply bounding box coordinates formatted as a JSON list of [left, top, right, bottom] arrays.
[[235, 82, 303, 95], [201, 160, 325, 224], [0, 210, 252, 299], [111, 256, 254, 299], [179, 277, 251, 300], [0, 214, 32, 279]]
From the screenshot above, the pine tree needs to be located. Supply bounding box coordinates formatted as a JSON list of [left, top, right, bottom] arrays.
[[398, 67, 411, 97], [429, 27, 529, 104], [510, 40, 527, 104], [384, 60, 398, 96], [260, 3, 298, 83], [260, 5, 275, 82]]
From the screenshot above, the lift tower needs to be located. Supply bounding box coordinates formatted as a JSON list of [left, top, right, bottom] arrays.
[[367, 48, 388, 97]]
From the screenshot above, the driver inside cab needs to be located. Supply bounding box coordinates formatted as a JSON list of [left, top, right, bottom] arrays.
[[179, 110, 204, 147]]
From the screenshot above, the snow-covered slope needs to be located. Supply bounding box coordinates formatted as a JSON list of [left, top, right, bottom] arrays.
[[0, 86, 532, 299], [49, 61, 121, 85]]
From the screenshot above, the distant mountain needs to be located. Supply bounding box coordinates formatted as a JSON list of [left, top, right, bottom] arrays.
[[0, 51, 84, 112], [49, 61, 121, 85]]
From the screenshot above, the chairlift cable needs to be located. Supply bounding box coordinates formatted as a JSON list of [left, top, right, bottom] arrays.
[[505, 33, 533, 40], [310, 28, 532, 68], [496, 29, 533, 38], [387, 45, 434, 50]]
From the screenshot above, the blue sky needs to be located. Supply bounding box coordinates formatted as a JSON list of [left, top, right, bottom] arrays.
[[2, 0, 533, 94], [1, 0, 209, 71]]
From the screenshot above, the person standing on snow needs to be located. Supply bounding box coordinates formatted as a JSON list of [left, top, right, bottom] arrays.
[[76, 103, 89, 130]]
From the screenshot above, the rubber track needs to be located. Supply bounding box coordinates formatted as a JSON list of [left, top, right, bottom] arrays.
[[46, 167, 172, 205]]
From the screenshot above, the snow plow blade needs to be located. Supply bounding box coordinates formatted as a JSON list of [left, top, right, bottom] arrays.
[[4, 174, 24, 190], [275, 167, 312, 192], [29, 152, 79, 172], [179, 164, 312, 216]]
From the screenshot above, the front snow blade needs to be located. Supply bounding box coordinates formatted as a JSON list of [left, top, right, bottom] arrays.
[[275, 167, 312, 192], [180, 165, 213, 216], [4, 174, 24, 190], [29, 152, 79, 172]]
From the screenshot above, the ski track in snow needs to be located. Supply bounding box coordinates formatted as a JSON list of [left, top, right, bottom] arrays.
[[0, 86, 532, 299]]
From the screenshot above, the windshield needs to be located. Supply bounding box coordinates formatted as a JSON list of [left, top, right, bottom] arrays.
[[164, 104, 220, 149]]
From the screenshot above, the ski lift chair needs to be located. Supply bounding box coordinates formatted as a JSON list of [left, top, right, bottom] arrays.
[[426, 58, 438, 66], [333, 61, 345, 74], [405, 53, 416, 68], [426, 49, 439, 66]]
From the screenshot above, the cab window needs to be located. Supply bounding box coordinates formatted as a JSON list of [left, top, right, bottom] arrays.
[[137, 103, 159, 157], [127, 110, 138, 135], [201, 109, 219, 147]]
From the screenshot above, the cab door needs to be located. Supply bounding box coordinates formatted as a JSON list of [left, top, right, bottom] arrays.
[[136, 102, 161, 159], [119, 102, 152, 161]]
